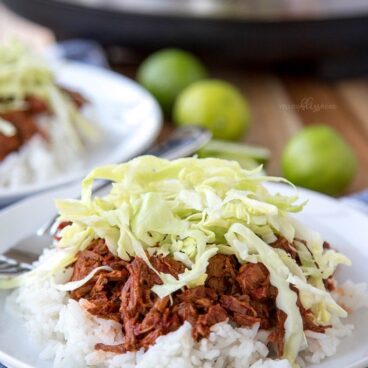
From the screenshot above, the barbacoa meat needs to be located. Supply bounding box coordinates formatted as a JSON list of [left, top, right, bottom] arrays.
[[69, 238, 330, 356], [0, 110, 41, 161], [270, 237, 298, 260], [0, 91, 86, 162]]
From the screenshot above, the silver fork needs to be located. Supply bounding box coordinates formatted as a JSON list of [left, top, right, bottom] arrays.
[[0, 126, 211, 275], [0, 255, 33, 274]]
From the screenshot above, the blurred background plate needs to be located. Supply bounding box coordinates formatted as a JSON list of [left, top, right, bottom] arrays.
[[3, 0, 368, 64], [0, 61, 162, 207]]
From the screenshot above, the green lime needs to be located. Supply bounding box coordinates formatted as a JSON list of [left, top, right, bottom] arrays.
[[282, 125, 357, 196], [197, 139, 269, 169], [173, 79, 250, 141], [137, 49, 208, 113]]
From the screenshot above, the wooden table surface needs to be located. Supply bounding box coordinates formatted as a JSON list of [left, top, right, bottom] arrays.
[[2, 5, 368, 195], [118, 65, 368, 195]]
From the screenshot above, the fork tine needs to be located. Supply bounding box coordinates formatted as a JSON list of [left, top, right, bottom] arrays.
[[0, 263, 18, 270], [0, 268, 26, 274], [0, 258, 15, 267], [37, 181, 112, 237], [0, 267, 30, 274], [19, 263, 33, 271], [0, 263, 30, 270], [0, 255, 32, 275], [0, 257, 16, 264]]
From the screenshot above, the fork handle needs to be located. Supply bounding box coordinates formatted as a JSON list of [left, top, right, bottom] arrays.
[[145, 126, 211, 159]]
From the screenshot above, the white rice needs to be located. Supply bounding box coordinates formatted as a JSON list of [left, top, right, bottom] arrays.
[[5, 251, 368, 368], [0, 111, 91, 188], [332, 281, 368, 313], [7, 280, 291, 368]]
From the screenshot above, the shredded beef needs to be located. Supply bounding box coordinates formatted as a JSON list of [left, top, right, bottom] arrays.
[[0, 134, 19, 162], [61, 87, 88, 108], [206, 254, 239, 294], [236, 263, 277, 302], [54, 221, 72, 241], [268, 310, 287, 356], [192, 304, 228, 339], [0, 110, 40, 161], [69, 239, 331, 356], [271, 237, 298, 260], [25, 95, 50, 114], [70, 239, 129, 321], [0, 91, 85, 161], [0, 95, 53, 162], [324, 276, 335, 291]]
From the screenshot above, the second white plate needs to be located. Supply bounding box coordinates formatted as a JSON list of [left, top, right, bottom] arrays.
[[0, 61, 162, 206]]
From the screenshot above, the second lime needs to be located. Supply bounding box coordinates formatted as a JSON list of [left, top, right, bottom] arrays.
[[173, 79, 251, 141]]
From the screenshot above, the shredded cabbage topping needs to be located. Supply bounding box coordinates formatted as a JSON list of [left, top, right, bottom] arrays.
[[0, 117, 16, 136], [0, 39, 99, 151], [0, 156, 351, 365]]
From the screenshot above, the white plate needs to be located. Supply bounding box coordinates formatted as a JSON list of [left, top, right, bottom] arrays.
[[0, 183, 367, 368], [0, 61, 162, 206]]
